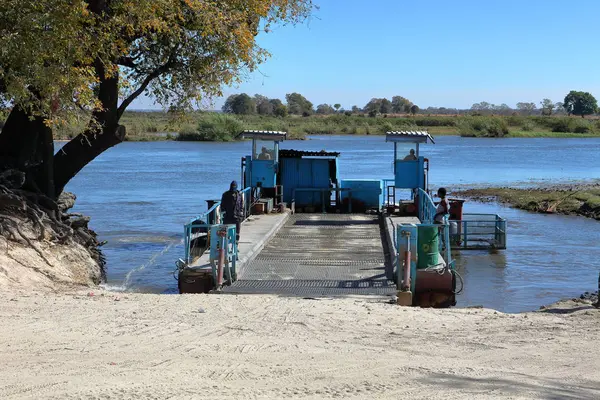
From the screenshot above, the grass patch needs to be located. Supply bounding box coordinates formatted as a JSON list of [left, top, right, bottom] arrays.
[[41, 111, 600, 141], [508, 130, 600, 138], [456, 185, 600, 220], [456, 116, 509, 137]]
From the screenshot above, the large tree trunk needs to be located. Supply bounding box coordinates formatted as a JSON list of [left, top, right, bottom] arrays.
[[53, 61, 125, 195], [0, 106, 55, 198]]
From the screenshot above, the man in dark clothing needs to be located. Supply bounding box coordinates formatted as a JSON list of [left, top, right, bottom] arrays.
[[221, 181, 243, 243]]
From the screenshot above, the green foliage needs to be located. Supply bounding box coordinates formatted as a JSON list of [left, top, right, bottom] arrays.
[[316, 104, 335, 115], [0, 0, 314, 121], [286, 93, 313, 115], [548, 117, 573, 133], [364, 98, 394, 115], [540, 98, 554, 116], [271, 99, 288, 117], [572, 119, 593, 133], [363, 98, 381, 114], [50, 111, 600, 142], [456, 117, 509, 137], [563, 91, 598, 117], [380, 99, 392, 114], [516, 102, 536, 115], [177, 114, 244, 141], [410, 117, 455, 127], [520, 120, 536, 132], [505, 115, 527, 126], [410, 105, 419, 115], [254, 95, 273, 115], [222, 93, 256, 115], [542, 117, 595, 133], [391, 96, 413, 113]]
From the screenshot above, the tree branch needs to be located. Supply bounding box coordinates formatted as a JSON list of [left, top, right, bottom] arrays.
[[116, 56, 137, 69], [117, 60, 175, 119]]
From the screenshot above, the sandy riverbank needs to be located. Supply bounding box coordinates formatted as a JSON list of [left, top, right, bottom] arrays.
[[1, 290, 599, 399]]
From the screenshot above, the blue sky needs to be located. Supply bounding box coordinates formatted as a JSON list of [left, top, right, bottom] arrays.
[[132, 0, 600, 111]]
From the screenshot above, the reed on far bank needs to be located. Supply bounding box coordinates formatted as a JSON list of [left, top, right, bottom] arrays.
[[52, 111, 600, 141]]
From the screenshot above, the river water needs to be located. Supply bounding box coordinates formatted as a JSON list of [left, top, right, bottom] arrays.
[[61, 136, 600, 313]]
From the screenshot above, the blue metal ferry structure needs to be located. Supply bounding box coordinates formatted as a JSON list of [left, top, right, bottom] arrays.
[[176, 130, 506, 307]]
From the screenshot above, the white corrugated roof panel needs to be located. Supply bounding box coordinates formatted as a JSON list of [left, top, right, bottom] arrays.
[[239, 130, 287, 140], [385, 131, 435, 143]]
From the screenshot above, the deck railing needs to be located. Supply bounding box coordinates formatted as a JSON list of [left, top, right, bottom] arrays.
[[383, 179, 395, 206], [417, 188, 437, 223], [183, 187, 252, 264], [449, 214, 507, 250]]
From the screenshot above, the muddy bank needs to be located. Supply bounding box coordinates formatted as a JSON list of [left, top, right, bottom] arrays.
[[455, 183, 600, 221]]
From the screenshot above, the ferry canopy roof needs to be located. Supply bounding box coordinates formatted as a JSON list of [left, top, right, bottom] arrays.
[[239, 130, 287, 141], [279, 149, 340, 159], [385, 131, 435, 144]]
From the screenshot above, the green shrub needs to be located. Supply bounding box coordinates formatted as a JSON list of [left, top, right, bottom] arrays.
[[549, 117, 573, 133], [411, 117, 456, 127], [177, 114, 243, 141], [506, 115, 526, 127], [521, 120, 536, 132], [456, 117, 508, 137], [572, 119, 593, 134]]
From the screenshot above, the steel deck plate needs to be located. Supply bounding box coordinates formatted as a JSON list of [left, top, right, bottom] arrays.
[[224, 214, 396, 297]]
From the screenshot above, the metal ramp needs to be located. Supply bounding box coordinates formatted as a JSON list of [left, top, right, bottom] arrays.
[[223, 214, 396, 297]]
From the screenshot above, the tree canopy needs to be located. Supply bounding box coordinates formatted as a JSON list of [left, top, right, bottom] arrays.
[[391, 96, 413, 113], [316, 104, 335, 115], [222, 94, 256, 115], [255, 95, 274, 115], [563, 91, 598, 118], [285, 92, 313, 115], [0, 0, 313, 117], [270, 99, 288, 117], [0, 0, 313, 197], [516, 102, 536, 115], [540, 99, 555, 116]]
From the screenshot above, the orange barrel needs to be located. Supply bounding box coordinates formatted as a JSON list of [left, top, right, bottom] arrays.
[[449, 199, 465, 246], [448, 199, 465, 221]]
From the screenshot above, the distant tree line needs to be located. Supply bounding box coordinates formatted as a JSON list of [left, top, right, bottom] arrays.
[[222, 93, 421, 117], [467, 92, 598, 118], [222, 90, 598, 118]]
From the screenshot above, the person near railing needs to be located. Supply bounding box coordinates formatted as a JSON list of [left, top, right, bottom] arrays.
[[221, 181, 243, 243], [434, 187, 449, 249]]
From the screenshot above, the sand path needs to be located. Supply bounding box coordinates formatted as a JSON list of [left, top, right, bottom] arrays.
[[1, 291, 599, 399]]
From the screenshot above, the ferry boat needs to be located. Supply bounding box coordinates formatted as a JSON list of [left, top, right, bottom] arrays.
[[175, 130, 506, 307]]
